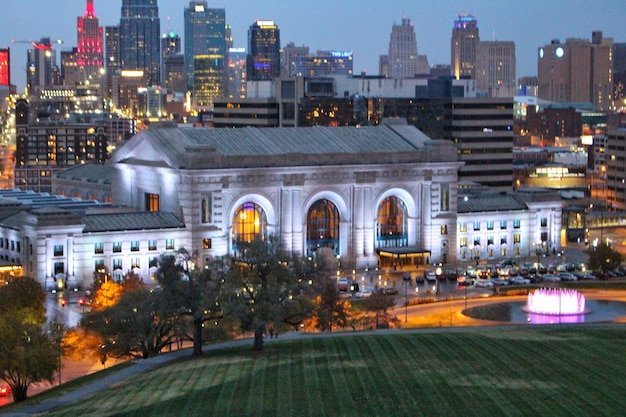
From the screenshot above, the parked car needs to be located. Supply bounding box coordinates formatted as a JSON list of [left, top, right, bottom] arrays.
[[0, 384, 10, 397], [338, 277, 349, 292], [354, 289, 373, 298], [542, 274, 561, 283], [475, 279, 494, 288], [510, 276, 531, 285], [379, 287, 399, 295], [415, 275, 425, 285], [491, 278, 509, 286], [339, 291, 353, 299], [424, 270, 437, 283], [558, 272, 578, 281]]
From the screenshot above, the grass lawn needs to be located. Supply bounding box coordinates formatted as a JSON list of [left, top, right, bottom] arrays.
[[36, 324, 626, 417]]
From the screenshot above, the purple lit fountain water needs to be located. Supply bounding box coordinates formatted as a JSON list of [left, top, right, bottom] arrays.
[[524, 288, 588, 323]]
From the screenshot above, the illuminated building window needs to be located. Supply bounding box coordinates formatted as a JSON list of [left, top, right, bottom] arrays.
[[94, 243, 104, 254], [441, 225, 448, 235], [113, 242, 122, 253], [459, 223, 467, 232], [376, 196, 407, 249], [145, 193, 159, 211], [131, 241, 140, 251], [307, 199, 340, 256], [232, 202, 267, 257], [166, 239, 175, 250], [203, 238, 212, 249], [148, 240, 157, 250]]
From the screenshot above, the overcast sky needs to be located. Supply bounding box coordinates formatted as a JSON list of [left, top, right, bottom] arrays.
[[1, 0, 625, 93]]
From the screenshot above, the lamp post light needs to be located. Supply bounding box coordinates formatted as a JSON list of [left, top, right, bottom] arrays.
[[404, 280, 408, 322]]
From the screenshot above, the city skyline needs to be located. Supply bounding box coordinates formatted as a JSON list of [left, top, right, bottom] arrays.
[[0, 0, 625, 93]]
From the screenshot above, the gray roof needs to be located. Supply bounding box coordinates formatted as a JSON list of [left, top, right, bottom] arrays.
[[0, 189, 105, 210], [112, 124, 459, 170], [54, 163, 113, 185], [82, 211, 185, 233], [458, 194, 528, 213]]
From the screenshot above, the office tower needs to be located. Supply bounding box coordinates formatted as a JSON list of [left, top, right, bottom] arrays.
[[225, 25, 233, 50], [451, 13, 479, 79], [61, 48, 80, 86], [247, 20, 281, 81], [161, 32, 181, 61], [164, 54, 185, 93], [280, 42, 309, 77], [607, 128, 626, 209], [387, 16, 427, 79], [184, 2, 226, 90], [446, 97, 514, 190], [0, 48, 10, 86], [77, 0, 104, 84], [119, 0, 161, 86], [26, 38, 60, 93], [193, 51, 225, 108], [293, 51, 354, 77], [538, 31, 613, 111], [104, 25, 120, 104], [614, 43, 626, 74], [226, 48, 246, 98], [476, 41, 516, 97]]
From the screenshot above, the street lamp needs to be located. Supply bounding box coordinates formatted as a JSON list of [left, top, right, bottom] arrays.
[[404, 280, 408, 322]]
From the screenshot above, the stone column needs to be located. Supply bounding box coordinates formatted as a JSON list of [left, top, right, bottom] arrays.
[[363, 187, 375, 257], [353, 187, 364, 259], [292, 189, 304, 255], [281, 189, 293, 252]]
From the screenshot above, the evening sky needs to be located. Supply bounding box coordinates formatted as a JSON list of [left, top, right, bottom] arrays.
[[1, 0, 624, 93]]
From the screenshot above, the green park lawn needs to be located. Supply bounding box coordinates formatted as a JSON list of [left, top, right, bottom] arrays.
[[38, 325, 626, 417]]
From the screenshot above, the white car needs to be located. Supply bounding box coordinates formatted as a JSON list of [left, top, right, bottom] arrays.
[[475, 279, 494, 288], [354, 289, 373, 298], [558, 272, 578, 281], [510, 276, 531, 285], [542, 274, 561, 282]]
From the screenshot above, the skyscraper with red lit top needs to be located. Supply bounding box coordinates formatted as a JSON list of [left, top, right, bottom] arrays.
[[77, 0, 103, 84], [0, 48, 9, 87]]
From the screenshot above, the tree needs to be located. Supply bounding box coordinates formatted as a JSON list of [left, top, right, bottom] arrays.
[[362, 291, 396, 329], [81, 288, 178, 359], [221, 236, 312, 351], [311, 277, 350, 332], [587, 243, 623, 279], [90, 280, 123, 311], [156, 249, 224, 357], [0, 277, 59, 402]]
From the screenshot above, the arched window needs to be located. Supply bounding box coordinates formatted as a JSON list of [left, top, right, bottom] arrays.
[[376, 196, 408, 248], [232, 202, 267, 257], [306, 199, 339, 256]]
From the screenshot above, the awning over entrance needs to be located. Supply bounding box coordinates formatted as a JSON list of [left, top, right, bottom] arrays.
[[377, 246, 431, 258]]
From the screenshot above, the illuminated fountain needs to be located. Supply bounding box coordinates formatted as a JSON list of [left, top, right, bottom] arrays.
[[524, 288, 589, 323]]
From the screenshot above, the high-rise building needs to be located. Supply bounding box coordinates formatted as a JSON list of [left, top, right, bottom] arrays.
[[226, 48, 246, 98], [119, 0, 161, 86], [0, 48, 10, 87], [104, 25, 120, 104], [161, 32, 181, 61], [293, 51, 354, 77], [163, 54, 185, 94], [538, 32, 613, 111], [247, 20, 281, 81], [476, 41, 516, 97], [606, 128, 626, 209], [26, 38, 60, 93], [280, 42, 309, 77], [193, 51, 225, 108], [77, 0, 104, 84], [387, 16, 428, 79], [61, 48, 80, 86], [451, 13, 479, 79], [184, 2, 226, 91], [614, 43, 626, 74]]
